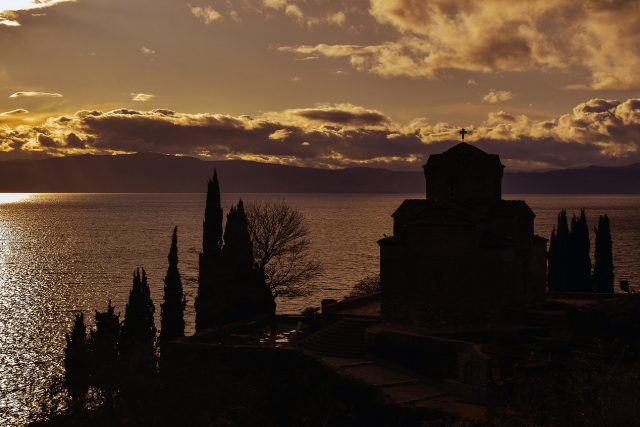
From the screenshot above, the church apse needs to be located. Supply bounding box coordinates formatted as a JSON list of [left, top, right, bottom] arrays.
[[379, 135, 547, 326]]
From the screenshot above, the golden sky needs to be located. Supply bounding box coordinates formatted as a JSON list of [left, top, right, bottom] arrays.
[[1, 0, 639, 170]]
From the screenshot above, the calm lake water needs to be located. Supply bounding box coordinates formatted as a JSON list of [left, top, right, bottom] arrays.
[[1, 193, 639, 424]]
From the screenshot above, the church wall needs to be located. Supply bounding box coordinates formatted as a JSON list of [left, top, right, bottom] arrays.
[[426, 163, 502, 203], [381, 143, 546, 327], [381, 233, 545, 326]]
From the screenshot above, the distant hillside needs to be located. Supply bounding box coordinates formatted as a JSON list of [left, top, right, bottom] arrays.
[[503, 163, 640, 194], [0, 153, 424, 193], [0, 153, 639, 194]]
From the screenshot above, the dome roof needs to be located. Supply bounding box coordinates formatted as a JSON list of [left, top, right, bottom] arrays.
[[424, 142, 503, 168]]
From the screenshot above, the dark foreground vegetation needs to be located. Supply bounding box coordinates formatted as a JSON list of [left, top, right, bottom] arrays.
[[31, 170, 327, 426], [548, 209, 617, 293], [32, 294, 640, 427]]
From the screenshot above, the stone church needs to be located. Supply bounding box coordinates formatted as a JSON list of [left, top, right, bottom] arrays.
[[378, 140, 547, 325]]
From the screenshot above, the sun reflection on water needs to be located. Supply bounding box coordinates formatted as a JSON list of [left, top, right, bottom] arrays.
[[0, 193, 34, 204]]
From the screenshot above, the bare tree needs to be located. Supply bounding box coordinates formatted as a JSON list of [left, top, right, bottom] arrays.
[[347, 275, 380, 299], [246, 201, 322, 298]]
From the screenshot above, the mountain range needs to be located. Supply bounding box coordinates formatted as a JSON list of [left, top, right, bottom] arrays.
[[0, 152, 638, 194]]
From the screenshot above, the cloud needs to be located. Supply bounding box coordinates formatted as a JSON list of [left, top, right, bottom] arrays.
[[9, 91, 63, 98], [287, 104, 388, 126], [268, 129, 293, 140], [140, 46, 155, 55], [279, 0, 640, 90], [482, 90, 513, 104], [2, 98, 640, 171], [263, 0, 288, 9], [0, 15, 20, 27], [467, 79, 478, 86], [0, 0, 75, 26], [284, 4, 303, 20], [189, 4, 222, 24], [131, 93, 155, 102], [258, 0, 347, 27], [0, 109, 28, 116], [307, 11, 346, 27]]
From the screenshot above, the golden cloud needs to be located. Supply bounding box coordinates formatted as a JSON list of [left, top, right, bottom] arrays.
[[0, 0, 76, 26], [2, 99, 640, 170], [9, 91, 63, 98], [482, 90, 514, 104], [189, 4, 222, 24], [279, 0, 640, 90], [0, 109, 28, 116], [131, 93, 155, 102]]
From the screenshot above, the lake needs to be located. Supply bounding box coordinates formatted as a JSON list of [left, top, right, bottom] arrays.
[[1, 193, 639, 425]]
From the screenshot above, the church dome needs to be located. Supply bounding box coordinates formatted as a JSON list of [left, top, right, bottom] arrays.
[[423, 142, 504, 203]]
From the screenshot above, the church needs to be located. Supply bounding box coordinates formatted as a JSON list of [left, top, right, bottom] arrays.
[[378, 135, 547, 325]]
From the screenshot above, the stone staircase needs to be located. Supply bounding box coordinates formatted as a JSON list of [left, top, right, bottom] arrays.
[[299, 316, 377, 358], [299, 317, 487, 420], [316, 355, 481, 419]]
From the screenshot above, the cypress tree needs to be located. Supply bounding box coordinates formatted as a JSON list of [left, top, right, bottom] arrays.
[[550, 210, 570, 291], [64, 313, 89, 411], [222, 199, 254, 270], [568, 209, 592, 291], [547, 227, 558, 291], [88, 301, 120, 402], [160, 226, 186, 350], [221, 200, 275, 322], [593, 215, 614, 293], [196, 171, 224, 332], [202, 170, 223, 256], [120, 268, 156, 375]]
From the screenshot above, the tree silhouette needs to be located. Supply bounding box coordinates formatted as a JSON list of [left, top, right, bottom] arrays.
[[88, 300, 120, 403], [548, 209, 570, 291], [160, 226, 185, 351], [202, 169, 223, 256], [547, 227, 558, 291], [246, 201, 322, 299], [593, 215, 614, 293], [64, 313, 89, 412], [222, 200, 254, 271], [348, 275, 380, 298], [196, 171, 224, 332], [120, 268, 157, 376], [569, 209, 592, 291]]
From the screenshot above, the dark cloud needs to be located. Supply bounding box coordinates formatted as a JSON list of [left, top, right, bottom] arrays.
[[36, 133, 58, 148], [294, 108, 387, 126], [65, 132, 85, 148]]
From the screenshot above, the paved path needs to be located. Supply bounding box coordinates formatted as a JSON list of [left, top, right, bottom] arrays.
[[298, 315, 486, 420], [316, 355, 485, 420]]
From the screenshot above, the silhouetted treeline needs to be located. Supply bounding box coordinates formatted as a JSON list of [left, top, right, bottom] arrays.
[[56, 226, 188, 417], [195, 171, 274, 331], [62, 270, 157, 413], [548, 209, 615, 293], [40, 170, 323, 425]]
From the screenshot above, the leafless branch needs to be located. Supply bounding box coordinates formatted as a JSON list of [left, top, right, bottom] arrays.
[[246, 201, 322, 299]]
